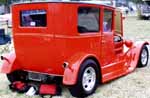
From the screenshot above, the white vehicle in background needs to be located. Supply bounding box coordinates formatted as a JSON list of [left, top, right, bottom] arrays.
[[0, 13, 12, 27], [117, 5, 129, 15]]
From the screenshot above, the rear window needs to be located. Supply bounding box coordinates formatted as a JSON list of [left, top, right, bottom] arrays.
[[78, 7, 100, 33], [20, 9, 47, 27]]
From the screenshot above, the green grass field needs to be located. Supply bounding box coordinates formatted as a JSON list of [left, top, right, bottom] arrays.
[[0, 16, 150, 98]]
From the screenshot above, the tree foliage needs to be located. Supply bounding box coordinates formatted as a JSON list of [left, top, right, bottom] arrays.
[[0, 0, 7, 4], [131, 0, 143, 3], [0, 0, 21, 5]]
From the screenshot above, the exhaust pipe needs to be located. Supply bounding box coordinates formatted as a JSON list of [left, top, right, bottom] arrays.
[[1, 56, 10, 64], [62, 62, 69, 68]]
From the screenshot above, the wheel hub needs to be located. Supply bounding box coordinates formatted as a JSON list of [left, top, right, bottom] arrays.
[[82, 67, 96, 92]]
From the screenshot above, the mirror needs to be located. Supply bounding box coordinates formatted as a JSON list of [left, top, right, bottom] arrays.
[[0, 29, 11, 45], [114, 35, 123, 42]]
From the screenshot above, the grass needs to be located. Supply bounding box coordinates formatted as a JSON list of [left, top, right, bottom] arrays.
[[0, 16, 150, 98]]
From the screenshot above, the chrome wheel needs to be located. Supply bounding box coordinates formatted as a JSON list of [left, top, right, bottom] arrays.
[[137, 45, 149, 68], [82, 66, 96, 92], [141, 48, 148, 65], [69, 59, 98, 97]]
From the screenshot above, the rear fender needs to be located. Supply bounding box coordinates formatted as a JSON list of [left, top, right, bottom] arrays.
[[0, 52, 20, 74], [63, 53, 98, 85], [126, 41, 149, 72]]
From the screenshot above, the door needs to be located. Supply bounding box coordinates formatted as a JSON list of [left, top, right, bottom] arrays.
[[101, 9, 115, 66], [101, 8, 125, 82]]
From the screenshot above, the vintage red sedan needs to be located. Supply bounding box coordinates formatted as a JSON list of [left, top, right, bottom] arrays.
[[0, 1, 149, 97]]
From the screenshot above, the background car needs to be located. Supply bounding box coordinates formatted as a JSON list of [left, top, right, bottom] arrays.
[[138, 0, 150, 20], [0, 13, 12, 27]]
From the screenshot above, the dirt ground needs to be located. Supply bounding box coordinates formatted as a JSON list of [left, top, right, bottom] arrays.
[[0, 17, 150, 98]]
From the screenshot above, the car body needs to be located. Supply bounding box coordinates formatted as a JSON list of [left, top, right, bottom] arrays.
[[0, 1, 149, 97]]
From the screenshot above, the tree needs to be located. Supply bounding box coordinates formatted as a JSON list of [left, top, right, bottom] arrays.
[[0, 0, 10, 13], [131, 0, 142, 4], [0, 0, 8, 5], [0, 0, 6, 4], [0, 0, 20, 13]]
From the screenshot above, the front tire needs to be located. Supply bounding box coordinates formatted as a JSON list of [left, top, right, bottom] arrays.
[[69, 59, 99, 97], [137, 45, 149, 67]]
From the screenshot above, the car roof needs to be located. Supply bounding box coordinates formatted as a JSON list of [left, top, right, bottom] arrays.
[[13, 1, 115, 9]]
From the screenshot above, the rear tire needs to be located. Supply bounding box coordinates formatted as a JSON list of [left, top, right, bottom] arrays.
[[137, 45, 149, 68], [69, 59, 99, 97]]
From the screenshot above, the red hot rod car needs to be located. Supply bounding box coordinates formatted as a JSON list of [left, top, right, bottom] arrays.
[[0, 1, 149, 97]]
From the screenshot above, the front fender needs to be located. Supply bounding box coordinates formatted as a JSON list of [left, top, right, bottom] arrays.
[[63, 52, 98, 85], [126, 41, 149, 72], [0, 52, 20, 74]]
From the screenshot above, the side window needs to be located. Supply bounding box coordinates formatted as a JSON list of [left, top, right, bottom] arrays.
[[115, 10, 122, 35], [20, 9, 47, 27], [78, 7, 100, 33], [103, 9, 113, 32]]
